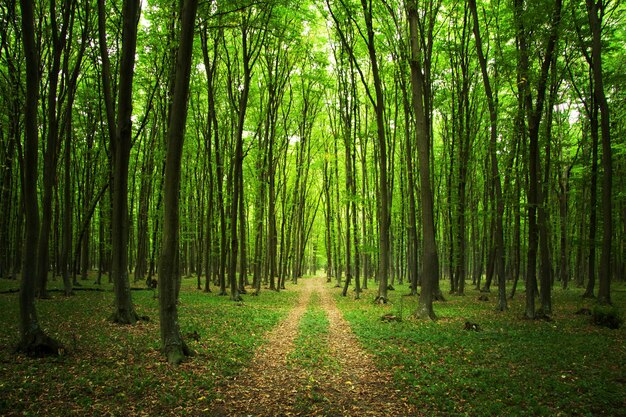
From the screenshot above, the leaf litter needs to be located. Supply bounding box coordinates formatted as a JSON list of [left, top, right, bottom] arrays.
[[210, 277, 418, 416]]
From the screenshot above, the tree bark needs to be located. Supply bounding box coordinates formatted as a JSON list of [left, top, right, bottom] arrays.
[[587, 0, 612, 305], [469, 0, 507, 310], [159, 0, 198, 364], [108, 0, 141, 324], [409, 1, 438, 320], [515, 0, 562, 319], [17, 0, 63, 356], [37, 0, 71, 299]]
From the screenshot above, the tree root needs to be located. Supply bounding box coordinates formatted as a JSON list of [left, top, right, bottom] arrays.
[[414, 304, 437, 320], [109, 310, 139, 325], [16, 330, 64, 358], [165, 340, 194, 365], [373, 296, 388, 304]]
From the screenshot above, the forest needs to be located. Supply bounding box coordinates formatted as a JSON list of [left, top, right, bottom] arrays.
[[0, 0, 625, 414]]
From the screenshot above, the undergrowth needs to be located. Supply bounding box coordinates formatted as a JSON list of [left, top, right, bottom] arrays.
[[334, 279, 626, 416], [0, 274, 297, 416]]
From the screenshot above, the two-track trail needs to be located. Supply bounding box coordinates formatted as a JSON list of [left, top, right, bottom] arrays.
[[210, 277, 417, 416]]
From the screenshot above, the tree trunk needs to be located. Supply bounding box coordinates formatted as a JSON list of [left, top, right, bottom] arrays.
[[229, 18, 257, 302], [159, 0, 198, 364], [81, 131, 94, 283], [361, 0, 391, 304], [37, 0, 71, 299], [106, 0, 142, 324], [238, 173, 248, 294], [469, 0, 507, 311], [134, 133, 154, 284], [539, 59, 559, 316], [409, 1, 437, 320], [200, 24, 221, 294], [323, 148, 334, 284], [588, 0, 612, 305], [17, 0, 63, 356], [515, 0, 562, 319]]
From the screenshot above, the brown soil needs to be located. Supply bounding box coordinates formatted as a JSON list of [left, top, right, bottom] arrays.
[[211, 277, 418, 416]]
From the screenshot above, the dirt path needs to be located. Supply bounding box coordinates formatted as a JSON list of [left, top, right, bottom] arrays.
[[211, 277, 417, 416]]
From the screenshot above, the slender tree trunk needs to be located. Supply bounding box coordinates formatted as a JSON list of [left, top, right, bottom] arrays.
[[267, 121, 278, 292], [134, 132, 153, 284], [558, 162, 570, 289], [61, 106, 73, 296], [62, 3, 89, 292], [109, 0, 141, 324], [588, 0, 612, 305], [159, 0, 198, 364], [409, 1, 437, 320], [228, 20, 255, 302], [37, 0, 71, 299], [515, 0, 562, 319], [80, 131, 94, 282], [404, 97, 419, 296], [469, 0, 507, 310], [200, 25, 221, 294], [323, 150, 333, 283], [238, 173, 248, 294], [17, 0, 62, 355], [361, 1, 391, 304], [539, 60, 559, 316]]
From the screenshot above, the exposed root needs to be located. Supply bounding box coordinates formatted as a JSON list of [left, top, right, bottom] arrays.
[[414, 304, 437, 320], [433, 289, 446, 301], [16, 330, 64, 358], [110, 310, 139, 325], [373, 296, 388, 304]]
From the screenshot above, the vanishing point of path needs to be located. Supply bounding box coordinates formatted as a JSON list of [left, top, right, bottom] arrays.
[[210, 277, 417, 416]]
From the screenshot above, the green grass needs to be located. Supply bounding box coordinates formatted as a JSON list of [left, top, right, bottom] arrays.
[[288, 292, 334, 370], [0, 275, 297, 416], [2, 274, 625, 416], [334, 279, 626, 416], [287, 290, 339, 415]]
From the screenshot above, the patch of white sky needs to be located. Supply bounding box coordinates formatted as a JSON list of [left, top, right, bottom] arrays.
[[139, 0, 150, 29]]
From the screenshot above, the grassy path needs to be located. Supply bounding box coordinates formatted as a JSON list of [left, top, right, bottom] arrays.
[[210, 277, 416, 416]]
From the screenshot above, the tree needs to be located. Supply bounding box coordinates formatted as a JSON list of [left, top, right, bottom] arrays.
[[227, 4, 271, 302], [36, 0, 73, 298], [327, 0, 392, 303], [409, 0, 438, 320], [17, 0, 63, 356], [587, 0, 612, 305], [515, 0, 563, 319], [98, 0, 142, 323], [469, 0, 507, 311], [159, 0, 199, 365]]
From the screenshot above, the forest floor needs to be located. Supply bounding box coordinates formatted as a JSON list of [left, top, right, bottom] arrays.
[[0, 274, 624, 416], [210, 277, 416, 416]]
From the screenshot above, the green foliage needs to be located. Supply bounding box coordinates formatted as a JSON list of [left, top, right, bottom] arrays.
[[592, 304, 624, 329], [334, 280, 626, 416]]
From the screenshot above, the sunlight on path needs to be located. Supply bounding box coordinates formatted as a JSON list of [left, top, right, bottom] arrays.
[[211, 277, 418, 416]]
